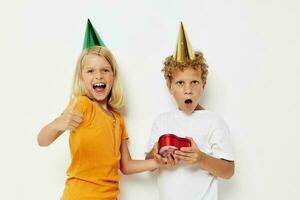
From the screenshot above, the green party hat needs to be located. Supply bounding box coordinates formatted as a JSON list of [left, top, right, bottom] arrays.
[[173, 22, 195, 62], [83, 19, 105, 49]]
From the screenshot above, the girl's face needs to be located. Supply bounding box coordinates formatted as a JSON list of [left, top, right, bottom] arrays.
[[168, 67, 204, 113], [81, 54, 114, 105]]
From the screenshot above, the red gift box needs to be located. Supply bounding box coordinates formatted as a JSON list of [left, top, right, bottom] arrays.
[[158, 134, 191, 157]]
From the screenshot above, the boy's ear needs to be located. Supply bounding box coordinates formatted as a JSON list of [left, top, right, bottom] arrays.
[[166, 80, 174, 95], [166, 80, 171, 91]]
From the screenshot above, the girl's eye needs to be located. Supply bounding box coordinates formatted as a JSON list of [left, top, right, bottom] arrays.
[[100, 68, 111, 73], [87, 69, 94, 73]]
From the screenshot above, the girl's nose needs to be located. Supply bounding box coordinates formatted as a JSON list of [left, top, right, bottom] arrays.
[[95, 71, 103, 80]]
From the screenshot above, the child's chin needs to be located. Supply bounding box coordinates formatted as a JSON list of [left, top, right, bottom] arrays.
[[181, 107, 194, 114], [91, 94, 107, 102], [181, 104, 196, 112]]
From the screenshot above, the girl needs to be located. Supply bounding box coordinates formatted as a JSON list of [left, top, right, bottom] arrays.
[[37, 46, 159, 199]]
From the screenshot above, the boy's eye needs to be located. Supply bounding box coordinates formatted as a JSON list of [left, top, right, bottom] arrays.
[[176, 81, 184, 86], [87, 69, 94, 73], [191, 80, 199, 85]]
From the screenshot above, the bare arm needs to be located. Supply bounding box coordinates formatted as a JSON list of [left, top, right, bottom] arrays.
[[37, 120, 65, 146], [174, 137, 234, 179], [120, 140, 159, 175], [37, 99, 83, 146], [197, 153, 234, 179]]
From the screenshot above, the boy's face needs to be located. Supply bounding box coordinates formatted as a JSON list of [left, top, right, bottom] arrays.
[[168, 68, 204, 113]]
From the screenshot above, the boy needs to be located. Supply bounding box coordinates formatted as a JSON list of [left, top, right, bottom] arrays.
[[145, 22, 235, 200]]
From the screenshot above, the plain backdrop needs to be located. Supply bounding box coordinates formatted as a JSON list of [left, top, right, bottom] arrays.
[[0, 0, 299, 199]]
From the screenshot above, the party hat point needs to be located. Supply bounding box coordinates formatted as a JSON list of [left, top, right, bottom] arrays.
[[83, 19, 105, 49], [173, 22, 195, 62]]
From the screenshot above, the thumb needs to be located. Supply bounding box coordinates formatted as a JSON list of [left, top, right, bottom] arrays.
[[68, 98, 78, 111], [154, 142, 158, 153], [186, 137, 197, 148]]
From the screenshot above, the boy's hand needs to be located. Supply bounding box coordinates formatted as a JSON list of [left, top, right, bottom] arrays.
[[152, 143, 179, 168], [174, 137, 204, 165], [53, 98, 83, 131]]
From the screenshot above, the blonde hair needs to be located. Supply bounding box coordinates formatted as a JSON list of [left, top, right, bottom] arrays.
[[162, 51, 208, 86], [71, 46, 124, 109]]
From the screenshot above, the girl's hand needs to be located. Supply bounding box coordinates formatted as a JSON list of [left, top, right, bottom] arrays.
[[174, 137, 204, 165], [152, 143, 179, 168], [152, 143, 165, 165], [159, 154, 179, 168], [53, 98, 83, 131]]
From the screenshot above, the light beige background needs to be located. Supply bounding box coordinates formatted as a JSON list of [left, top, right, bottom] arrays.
[[0, 0, 299, 199]]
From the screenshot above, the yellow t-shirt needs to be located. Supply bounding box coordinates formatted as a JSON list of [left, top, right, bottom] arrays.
[[61, 96, 128, 200]]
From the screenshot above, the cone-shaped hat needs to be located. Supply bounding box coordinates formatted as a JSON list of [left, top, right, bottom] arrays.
[[173, 22, 195, 62], [83, 19, 105, 49]]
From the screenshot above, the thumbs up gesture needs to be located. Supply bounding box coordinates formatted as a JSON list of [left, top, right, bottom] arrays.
[[53, 98, 83, 131]]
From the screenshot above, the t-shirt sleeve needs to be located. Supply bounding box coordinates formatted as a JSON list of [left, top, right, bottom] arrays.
[[120, 115, 129, 140], [208, 117, 234, 161], [145, 119, 160, 153]]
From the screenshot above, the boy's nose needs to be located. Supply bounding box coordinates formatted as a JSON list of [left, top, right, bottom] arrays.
[[184, 86, 192, 94], [184, 91, 192, 95]]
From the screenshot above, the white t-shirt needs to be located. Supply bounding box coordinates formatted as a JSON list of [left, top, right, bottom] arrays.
[[146, 110, 234, 200]]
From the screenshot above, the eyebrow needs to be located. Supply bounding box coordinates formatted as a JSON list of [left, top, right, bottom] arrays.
[[175, 80, 184, 83], [84, 65, 111, 69], [83, 66, 94, 70]]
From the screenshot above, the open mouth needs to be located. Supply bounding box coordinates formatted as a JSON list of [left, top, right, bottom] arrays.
[[184, 99, 193, 104], [93, 82, 106, 93]]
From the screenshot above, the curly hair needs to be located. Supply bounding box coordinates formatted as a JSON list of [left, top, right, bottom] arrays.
[[162, 51, 208, 85]]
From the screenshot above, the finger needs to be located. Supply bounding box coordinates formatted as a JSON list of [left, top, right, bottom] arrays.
[[180, 147, 194, 153], [172, 151, 180, 162], [154, 143, 159, 153], [154, 154, 165, 164], [154, 153, 162, 160], [175, 150, 192, 157], [154, 153, 162, 159], [174, 154, 191, 162], [72, 115, 83, 123], [68, 98, 78, 111], [161, 157, 170, 165], [174, 155, 180, 163], [166, 155, 175, 165], [70, 121, 80, 128], [68, 125, 76, 131], [187, 137, 198, 148], [153, 156, 162, 164], [72, 111, 83, 117]]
